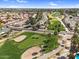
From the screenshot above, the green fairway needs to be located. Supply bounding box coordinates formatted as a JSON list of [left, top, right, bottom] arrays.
[[48, 12, 65, 32], [0, 32, 58, 59], [48, 18, 65, 32], [44, 35, 58, 53], [0, 55, 9, 59], [18, 33, 46, 50], [0, 40, 21, 59], [17, 32, 58, 53], [52, 12, 60, 17]]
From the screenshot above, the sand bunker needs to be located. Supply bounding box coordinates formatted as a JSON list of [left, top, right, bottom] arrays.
[[21, 46, 41, 59], [14, 35, 26, 42]]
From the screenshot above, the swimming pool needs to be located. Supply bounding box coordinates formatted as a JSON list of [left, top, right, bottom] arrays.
[[75, 53, 79, 59]]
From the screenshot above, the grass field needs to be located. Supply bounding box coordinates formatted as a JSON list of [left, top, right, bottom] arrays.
[[48, 18, 65, 32], [0, 32, 58, 59], [48, 20, 65, 31], [0, 40, 21, 59], [48, 12, 65, 32], [18, 32, 47, 51]]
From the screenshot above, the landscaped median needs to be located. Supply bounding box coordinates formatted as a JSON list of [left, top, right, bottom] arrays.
[[0, 32, 58, 59]]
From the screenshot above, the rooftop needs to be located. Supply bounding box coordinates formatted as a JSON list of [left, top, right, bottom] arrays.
[[0, 27, 10, 35]]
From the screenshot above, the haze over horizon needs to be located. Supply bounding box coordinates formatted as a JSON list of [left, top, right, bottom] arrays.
[[0, 0, 79, 8]]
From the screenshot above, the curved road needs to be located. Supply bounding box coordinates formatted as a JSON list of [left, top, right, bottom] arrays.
[[56, 17, 69, 32]]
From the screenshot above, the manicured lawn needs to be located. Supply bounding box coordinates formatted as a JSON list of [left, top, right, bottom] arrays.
[[18, 33, 46, 50], [0, 32, 58, 59], [0, 40, 21, 59], [52, 12, 60, 17], [48, 12, 65, 32], [17, 32, 58, 53], [44, 35, 58, 53], [48, 18, 65, 31]]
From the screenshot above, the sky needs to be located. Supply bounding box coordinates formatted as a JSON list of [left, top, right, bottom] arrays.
[[0, 0, 79, 8]]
